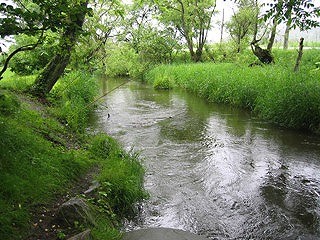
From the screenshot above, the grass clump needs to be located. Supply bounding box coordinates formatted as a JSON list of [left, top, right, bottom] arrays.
[[89, 134, 147, 220], [146, 50, 320, 133], [50, 70, 99, 133]]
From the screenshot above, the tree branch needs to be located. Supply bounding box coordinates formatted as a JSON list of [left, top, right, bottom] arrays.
[[0, 32, 44, 80]]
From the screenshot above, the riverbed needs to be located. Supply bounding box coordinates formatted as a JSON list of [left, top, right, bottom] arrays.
[[93, 79, 320, 239]]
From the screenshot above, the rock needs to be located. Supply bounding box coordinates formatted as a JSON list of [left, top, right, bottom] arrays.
[[55, 197, 96, 227], [84, 180, 100, 196], [67, 229, 92, 240]]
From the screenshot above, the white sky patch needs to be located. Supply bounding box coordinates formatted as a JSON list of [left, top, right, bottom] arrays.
[[208, 0, 320, 43]]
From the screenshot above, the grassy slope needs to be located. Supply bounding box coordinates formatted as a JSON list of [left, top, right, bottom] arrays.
[[146, 49, 320, 133], [0, 72, 146, 239]]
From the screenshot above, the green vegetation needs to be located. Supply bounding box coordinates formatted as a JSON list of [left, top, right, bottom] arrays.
[[50, 70, 99, 133], [0, 0, 319, 237], [146, 50, 320, 133], [0, 72, 146, 239]]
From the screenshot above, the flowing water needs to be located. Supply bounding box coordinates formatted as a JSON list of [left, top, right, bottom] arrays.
[[93, 79, 320, 239]]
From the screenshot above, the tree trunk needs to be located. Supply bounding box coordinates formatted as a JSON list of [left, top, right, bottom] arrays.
[[283, 22, 290, 50], [294, 38, 304, 72], [193, 48, 203, 62], [251, 43, 274, 64], [30, 1, 88, 97], [220, 9, 224, 43], [267, 19, 277, 51], [31, 54, 70, 95], [283, 3, 292, 50]]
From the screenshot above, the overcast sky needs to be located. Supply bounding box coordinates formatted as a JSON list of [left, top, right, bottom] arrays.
[[209, 0, 320, 44]]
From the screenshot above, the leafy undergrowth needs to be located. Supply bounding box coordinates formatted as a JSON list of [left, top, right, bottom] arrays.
[[0, 90, 146, 240], [146, 50, 320, 133]]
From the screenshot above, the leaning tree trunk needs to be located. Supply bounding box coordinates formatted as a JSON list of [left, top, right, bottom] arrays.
[[283, 22, 290, 50], [251, 43, 274, 64], [30, 1, 88, 98], [31, 54, 71, 96]]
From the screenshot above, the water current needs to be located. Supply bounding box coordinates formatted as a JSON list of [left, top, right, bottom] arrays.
[[93, 79, 320, 239]]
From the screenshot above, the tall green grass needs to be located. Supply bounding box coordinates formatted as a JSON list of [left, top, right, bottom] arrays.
[[89, 135, 147, 220], [0, 69, 99, 133], [0, 70, 36, 91], [50, 70, 99, 133], [146, 50, 320, 133]]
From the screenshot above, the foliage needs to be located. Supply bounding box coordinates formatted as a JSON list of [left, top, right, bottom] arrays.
[[50, 70, 99, 133], [226, 1, 256, 52], [125, 1, 181, 65], [153, 74, 176, 90], [9, 32, 59, 75], [146, 49, 320, 132], [0, 82, 146, 239], [264, 0, 320, 31], [154, 0, 217, 62], [0, 91, 20, 115], [29, 0, 89, 97], [71, 0, 125, 71], [0, 69, 36, 91], [104, 43, 150, 79], [133, 26, 180, 64], [0, 0, 92, 37]]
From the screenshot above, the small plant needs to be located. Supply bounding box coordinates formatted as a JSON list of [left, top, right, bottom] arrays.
[[57, 231, 66, 240], [153, 74, 175, 90], [89, 134, 118, 158]]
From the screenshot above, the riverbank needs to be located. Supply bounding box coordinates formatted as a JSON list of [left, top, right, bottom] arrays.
[[0, 72, 146, 239], [146, 49, 320, 133]]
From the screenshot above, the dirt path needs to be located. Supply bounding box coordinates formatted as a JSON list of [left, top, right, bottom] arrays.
[[25, 165, 99, 240]]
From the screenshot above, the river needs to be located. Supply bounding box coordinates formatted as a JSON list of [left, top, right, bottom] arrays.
[[93, 79, 320, 239]]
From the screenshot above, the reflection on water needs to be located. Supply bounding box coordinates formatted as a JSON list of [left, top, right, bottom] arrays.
[[93, 79, 320, 239]]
